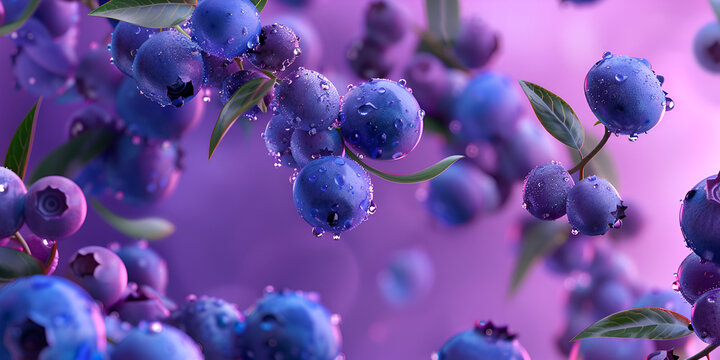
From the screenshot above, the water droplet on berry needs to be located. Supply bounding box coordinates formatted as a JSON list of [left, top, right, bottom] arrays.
[[312, 227, 324, 237], [665, 97, 675, 111], [358, 102, 377, 116], [398, 79, 407, 87], [614, 74, 627, 82], [602, 51, 613, 59], [368, 201, 377, 214], [332, 234, 341, 240], [571, 229, 579, 235]]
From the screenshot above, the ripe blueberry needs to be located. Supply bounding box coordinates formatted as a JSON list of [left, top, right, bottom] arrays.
[[219, 70, 276, 117], [0, 167, 26, 238], [111, 322, 203, 360], [68, 104, 119, 139], [274, 68, 340, 131], [680, 173, 720, 262], [247, 23, 301, 72], [70, 245, 128, 307], [13, 49, 72, 97], [404, 53, 450, 118], [31, 0, 78, 39], [346, 38, 393, 79], [263, 115, 298, 169], [522, 162, 574, 220], [453, 18, 499, 69], [273, 16, 322, 73], [76, 47, 124, 106], [0, 0, 26, 24], [290, 128, 345, 168], [111, 284, 172, 325], [437, 321, 531, 360], [566, 176, 625, 236], [691, 288, 720, 344], [113, 241, 169, 295], [378, 248, 434, 306], [578, 338, 654, 360], [24, 176, 87, 240], [496, 119, 558, 182], [364, 1, 408, 46], [172, 295, 243, 360], [694, 21, 720, 73], [25, 234, 59, 275], [110, 21, 155, 77], [189, 0, 261, 59], [202, 52, 240, 90], [676, 252, 720, 304]]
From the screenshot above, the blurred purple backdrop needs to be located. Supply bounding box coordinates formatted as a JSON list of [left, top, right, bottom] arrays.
[[0, 0, 717, 358]]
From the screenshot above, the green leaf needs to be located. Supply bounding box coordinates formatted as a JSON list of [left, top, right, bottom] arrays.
[[91, 200, 175, 240], [423, 115, 453, 140], [573, 307, 693, 341], [0, 247, 45, 283], [344, 148, 463, 183], [425, 0, 460, 42], [4, 99, 40, 180], [509, 221, 570, 295], [29, 128, 118, 184], [89, 0, 197, 29], [425, 0, 443, 40], [209, 77, 275, 159], [0, 0, 41, 36], [711, 0, 720, 24], [569, 131, 619, 186], [444, 0, 461, 41], [519, 80, 584, 151], [251, 0, 267, 12]]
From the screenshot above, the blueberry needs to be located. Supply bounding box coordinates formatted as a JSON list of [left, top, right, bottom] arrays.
[[237, 290, 342, 360], [346, 38, 393, 79], [292, 156, 374, 237], [274, 69, 340, 131], [247, 23, 301, 72], [676, 252, 720, 304], [694, 22, 720, 73], [592, 279, 636, 318], [76, 47, 124, 106], [377, 248, 434, 306], [24, 176, 87, 240], [522, 163, 574, 220], [105, 314, 133, 345], [25, 234, 59, 275], [403, 53, 450, 118], [453, 18, 499, 69], [219, 70, 276, 116], [70, 246, 128, 307], [341, 79, 423, 160], [646, 350, 679, 360], [0, 276, 106, 360], [111, 322, 203, 360], [0, 167, 26, 238], [587, 245, 638, 283], [31, 0, 78, 39], [1, 0, 28, 25], [113, 242, 169, 295], [117, 78, 205, 140], [133, 31, 205, 107], [420, 160, 499, 226], [290, 128, 345, 168], [578, 338, 654, 360], [14, 19, 78, 76], [202, 52, 240, 90], [691, 288, 720, 344], [189, 0, 261, 59], [68, 104, 119, 139], [680, 174, 720, 262], [454, 72, 523, 142], [544, 236, 592, 275], [273, 16, 323, 73], [13, 49, 72, 97], [110, 21, 156, 77], [496, 119, 558, 182], [633, 289, 692, 350], [263, 115, 298, 169], [111, 284, 171, 325], [364, 1, 408, 46], [566, 176, 625, 236], [436, 68, 469, 124], [585, 53, 669, 137], [172, 296, 243, 360], [437, 321, 530, 360]]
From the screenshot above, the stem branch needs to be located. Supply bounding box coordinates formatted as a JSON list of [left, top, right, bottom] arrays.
[[568, 127, 611, 179], [11, 233, 31, 256], [44, 242, 57, 272], [173, 25, 191, 39], [686, 343, 719, 360], [235, 58, 244, 71]]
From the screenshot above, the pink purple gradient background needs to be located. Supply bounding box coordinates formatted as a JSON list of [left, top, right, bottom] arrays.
[[0, 0, 717, 358]]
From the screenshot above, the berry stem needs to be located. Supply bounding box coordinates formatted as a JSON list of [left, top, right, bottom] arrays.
[[44, 242, 57, 273], [173, 25, 191, 39], [568, 127, 611, 179], [686, 343, 719, 360], [11, 232, 31, 256], [235, 58, 245, 71]]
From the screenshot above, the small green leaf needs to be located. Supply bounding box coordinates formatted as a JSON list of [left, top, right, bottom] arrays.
[[569, 131, 619, 186], [91, 200, 175, 240], [425, 0, 460, 42], [711, 0, 720, 24], [509, 221, 570, 295], [4, 99, 40, 180], [0, 247, 45, 283], [90, 0, 197, 29], [209, 77, 275, 159], [573, 307, 693, 341], [344, 148, 463, 183], [594, 120, 601, 126], [29, 128, 118, 184], [0, 0, 41, 36], [251, 0, 267, 12], [519, 80, 584, 151]]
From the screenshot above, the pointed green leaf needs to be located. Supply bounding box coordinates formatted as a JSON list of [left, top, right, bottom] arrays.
[[0, 247, 45, 283], [569, 131, 619, 187], [91, 200, 175, 240], [4, 99, 40, 180], [89, 0, 197, 29], [251, 0, 267, 12], [573, 307, 693, 341], [0, 0, 41, 36], [519, 80, 584, 151], [209, 77, 275, 159], [345, 148, 463, 183], [509, 221, 570, 295], [29, 128, 118, 184]]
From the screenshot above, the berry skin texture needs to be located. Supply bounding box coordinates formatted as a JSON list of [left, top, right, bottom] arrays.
[[293, 156, 374, 236], [111, 322, 203, 360], [113, 242, 169, 295], [341, 79, 424, 160], [691, 288, 720, 344], [172, 296, 243, 360], [274, 69, 340, 131], [0, 275, 106, 360], [680, 174, 720, 263], [133, 31, 205, 107], [437, 322, 531, 360], [237, 290, 342, 360], [24, 176, 87, 240], [263, 115, 298, 168], [364, 1, 408, 46], [247, 23, 301, 72], [566, 176, 625, 236], [189, 0, 261, 59], [219, 70, 276, 113], [0, 167, 26, 238], [694, 21, 720, 73], [110, 21, 155, 77], [453, 18, 499, 69], [522, 163, 574, 220], [202, 52, 240, 90], [578, 337, 653, 360], [584, 53, 669, 137], [676, 252, 720, 304], [290, 128, 345, 168], [70, 246, 129, 307], [346, 38, 393, 80]]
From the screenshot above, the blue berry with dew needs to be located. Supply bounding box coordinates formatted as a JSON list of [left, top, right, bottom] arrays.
[[0, 167, 26, 238], [404, 53, 450, 119], [680, 172, 720, 263], [133, 30, 205, 107], [76, 47, 124, 106], [0, 275, 106, 360], [340, 78, 424, 160], [377, 248, 434, 307], [247, 23, 302, 72], [273, 16, 323, 73], [274, 68, 340, 132], [436, 321, 531, 360], [30, 0, 78, 39], [364, 1, 408, 46], [237, 289, 342, 360], [117, 77, 205, 140], [676, 252, 720, 304], [346, 38, 393, 79], [189, 0, 261, 59], [111, 322, 203, 360], [691, 288, 720, 344], [585, 52, 671, 139], [290, 127, 345, 169], [452, 17, 499, 69], [522, 162, 574, 221], [110, 284, 172, 325], [70, 245, 128, 307], [578, 338, 654, 360], [172, 295, 244, 360], [202, 52, 240, 90], [24, 176, 87, 240], [110, 21, 156, 77], [495, 119, 558, 182], [646, 350, 679, 360], [292, 156, 374, 239], [112, 241, 169, 295], [263, 114, 298, 169], [566, 175, 626, 236], [219, 70, 276, 120], [694, 22, 720, 73]]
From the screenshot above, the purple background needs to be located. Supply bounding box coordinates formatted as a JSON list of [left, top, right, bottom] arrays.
[[0, 0, 717, 358]]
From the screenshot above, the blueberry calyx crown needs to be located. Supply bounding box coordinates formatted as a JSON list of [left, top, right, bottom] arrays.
[[70, 253, 100, 277], [15, 318, 48, 358], [706, 172, 720, 203], [610, 202, 628, 228], [473, 320, 517, 341], [35, 186, 69, 219], [166, 79, 194, 107]]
